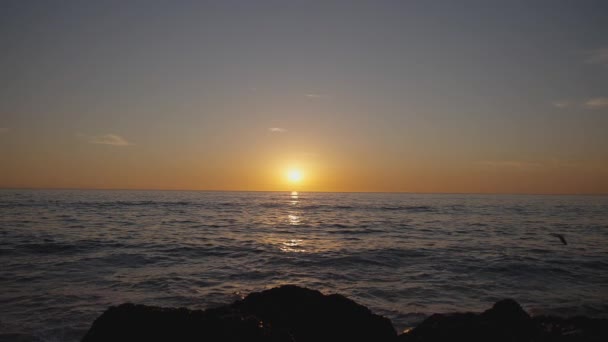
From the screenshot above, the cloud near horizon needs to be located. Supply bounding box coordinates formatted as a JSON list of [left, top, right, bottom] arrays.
[[268, 127, 287, 133], [552, 98, 608, 109], [584, 97, 608, 109], [85, 133, 132, 146]]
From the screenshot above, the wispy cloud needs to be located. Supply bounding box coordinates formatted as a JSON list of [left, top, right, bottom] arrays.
[[584, 48, 608, 66], [584, 97, 608, 109], [552, 101, 570, 108], [552, 98, 608, 109], [476, 160, 542, 171], [269, 127, 287, 133], [84, 133, 132, 146], [305, 93, 329, 99], [0, 127, 8, 133]]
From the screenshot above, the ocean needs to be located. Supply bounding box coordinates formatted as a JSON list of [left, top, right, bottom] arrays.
[[1, 189, 607, 341]]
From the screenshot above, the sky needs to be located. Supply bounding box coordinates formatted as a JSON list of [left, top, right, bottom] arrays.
[[1, 0, 607, 194]]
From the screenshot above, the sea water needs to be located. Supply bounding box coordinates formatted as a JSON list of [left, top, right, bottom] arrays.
[[1, 190, 607, 341]]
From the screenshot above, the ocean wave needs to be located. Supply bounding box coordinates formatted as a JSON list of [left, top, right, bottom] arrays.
[[325, 228, 386, 234], [378, 205, 434, 212], [2, 190, 608, 342], [18, 241, 83, 255]]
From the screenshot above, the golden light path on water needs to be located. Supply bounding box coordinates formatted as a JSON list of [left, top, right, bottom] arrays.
[[281, 191, 306, 252], [261, 191, 345, 254]]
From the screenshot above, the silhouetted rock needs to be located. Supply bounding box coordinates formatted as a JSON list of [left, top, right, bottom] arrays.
[[533, 315, 608, 342], [398, 298, 537, 342], [234, 285, 397, 342], [81, 303, 271, 342], [82, 287, 607, 342], [82, 285, 397, 342], [398, 298, 608, 342]]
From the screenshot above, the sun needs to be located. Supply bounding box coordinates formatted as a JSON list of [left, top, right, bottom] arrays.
[[287, 169, 303, 183]]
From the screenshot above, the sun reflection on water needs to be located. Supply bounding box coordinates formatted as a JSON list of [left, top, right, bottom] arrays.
[[264, 191, 341, 253], [283, 191, 304, 252], [280, 239, 306, 253], [288, 214, 300, 225], [290, 191, 299, 206]]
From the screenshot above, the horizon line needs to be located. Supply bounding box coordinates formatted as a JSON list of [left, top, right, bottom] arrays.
[[0, 186, 606, 197]]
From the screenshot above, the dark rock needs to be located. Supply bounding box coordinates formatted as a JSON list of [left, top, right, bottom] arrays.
[[398, 299, 608, 342], [82, 285, 397, 342], [81, 303, 271, 342], [82, 287, 607, 342], [533, 316, 608, 342], [235, 285, 397, 342]]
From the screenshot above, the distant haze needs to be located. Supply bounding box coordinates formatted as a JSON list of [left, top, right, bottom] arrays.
[[1, 1, 607, 194]]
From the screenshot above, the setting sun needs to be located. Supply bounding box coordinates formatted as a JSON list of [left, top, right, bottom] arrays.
[[287, 170, 303, 183]]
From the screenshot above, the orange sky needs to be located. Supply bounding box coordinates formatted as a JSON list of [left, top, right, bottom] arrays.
[[1, 2, 607, 194], [2, 128, 607, 194]]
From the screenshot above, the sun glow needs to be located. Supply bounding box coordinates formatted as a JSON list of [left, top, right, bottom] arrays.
[[287, 169, 303, 183]]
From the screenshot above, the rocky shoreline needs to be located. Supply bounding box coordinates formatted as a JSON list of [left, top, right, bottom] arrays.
[[82, 285, 607, 342]]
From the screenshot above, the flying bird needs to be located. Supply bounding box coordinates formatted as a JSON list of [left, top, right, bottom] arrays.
[[551, 233, 568, 245]]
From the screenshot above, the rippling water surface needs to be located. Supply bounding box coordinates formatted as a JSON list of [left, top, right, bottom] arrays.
[[1, 190, 607, 341]]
